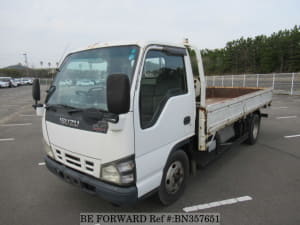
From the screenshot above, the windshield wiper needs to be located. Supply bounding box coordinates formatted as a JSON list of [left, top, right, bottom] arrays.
[[46, 104, 76, 112], [67, 108, 84, 114], [47, 105, 118, 122], [68, 108, 118, 123], [68, 108, 106, 115]]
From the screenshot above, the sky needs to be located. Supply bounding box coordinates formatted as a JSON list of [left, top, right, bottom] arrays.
[[0, 0, 299, 68]]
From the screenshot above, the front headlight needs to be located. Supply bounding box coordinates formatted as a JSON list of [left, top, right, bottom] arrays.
[[101, 165, 120, 184], [101, 156, 135, 185], [43, 139, 54, 158]]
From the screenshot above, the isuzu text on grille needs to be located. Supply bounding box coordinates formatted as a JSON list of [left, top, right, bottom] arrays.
[[59, 117, 80, 128]]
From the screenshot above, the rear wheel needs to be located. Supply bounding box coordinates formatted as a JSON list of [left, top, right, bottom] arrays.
[[158, 150, 189, 205], [246, 114, 261, 145]]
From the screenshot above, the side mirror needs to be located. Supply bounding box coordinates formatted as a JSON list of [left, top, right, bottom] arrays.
[[32, 78, 41, 108], [107, 74, 130, 114]]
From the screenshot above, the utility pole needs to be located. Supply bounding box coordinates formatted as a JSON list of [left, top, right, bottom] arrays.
[[22, 52, 29, 77], [39, 61, 44, 79], [22, 53, 28, 67], [48, 62, 53, 81]]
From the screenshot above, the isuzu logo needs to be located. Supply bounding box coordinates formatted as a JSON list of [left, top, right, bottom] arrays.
[[59, 117, 80, 128]]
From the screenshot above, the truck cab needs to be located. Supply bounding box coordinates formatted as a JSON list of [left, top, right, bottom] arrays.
[[34, 42, 197, 205]]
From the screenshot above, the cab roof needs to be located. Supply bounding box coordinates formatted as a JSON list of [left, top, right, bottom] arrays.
[[69, 41, 187, 54]]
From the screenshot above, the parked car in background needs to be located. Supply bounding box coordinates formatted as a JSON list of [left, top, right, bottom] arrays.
[[59, 79, 73, 86], [0, 77, 17, 88], [76, 79, 96, 86], [0, 80, 10, 88], [27, 77, 34, 85], [21, 77, 33, 85], [13, 78, 22, 86], [10, 79, 18, 87], [13, 78, 21, 87]]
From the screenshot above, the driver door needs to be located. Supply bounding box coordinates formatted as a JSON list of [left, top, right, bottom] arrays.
[[133, 46, 195, 197]]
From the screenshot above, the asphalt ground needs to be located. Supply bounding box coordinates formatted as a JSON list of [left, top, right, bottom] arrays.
[[0, 86, 299, 225]]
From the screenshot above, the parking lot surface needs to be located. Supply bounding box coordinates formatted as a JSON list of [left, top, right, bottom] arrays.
[[0, 86, 300, 225]]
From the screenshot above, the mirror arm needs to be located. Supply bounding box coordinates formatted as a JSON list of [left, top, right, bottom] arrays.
[[32, 102, 43, 109], [103, 114, 119, 123]]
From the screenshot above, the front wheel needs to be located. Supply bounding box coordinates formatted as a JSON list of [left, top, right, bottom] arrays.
[[245, 114, 261, 145], [158, 150, 189, 205]]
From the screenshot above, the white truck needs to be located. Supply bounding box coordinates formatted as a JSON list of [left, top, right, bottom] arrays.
[[32, 41, 272, 205]]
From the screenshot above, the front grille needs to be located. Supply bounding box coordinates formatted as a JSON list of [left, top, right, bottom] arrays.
[[65, 153, 80, 162], [66, 159, 81, 167], [85, 160, 94, 172], [53, 147, 100, 178]]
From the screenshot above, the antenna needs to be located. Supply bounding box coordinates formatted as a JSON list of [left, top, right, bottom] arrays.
[[22, 52, 28, 67]]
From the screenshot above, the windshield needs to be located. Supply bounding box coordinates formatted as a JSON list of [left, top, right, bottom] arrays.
[[47, 45, 139, 111]]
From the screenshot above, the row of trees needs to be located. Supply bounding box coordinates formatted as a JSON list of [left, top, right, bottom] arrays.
[[0, 68, 53, 78], [201, 25, 300, 75], [0, 61, 59, 78]]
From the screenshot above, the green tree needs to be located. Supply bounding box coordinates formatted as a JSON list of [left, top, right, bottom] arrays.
[[201, 25, 300, 75]]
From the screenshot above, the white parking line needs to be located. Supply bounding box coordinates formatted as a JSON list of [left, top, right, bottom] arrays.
[[284, 134, 300, 139], [38, 162, 45, 166], [272, 106, 288, 109], [183, 196, 253, 212], [0, 123, 32, 127], [0, 138, 15, 142], [20, 114, 35, 117], [276, 116, 297, 119]]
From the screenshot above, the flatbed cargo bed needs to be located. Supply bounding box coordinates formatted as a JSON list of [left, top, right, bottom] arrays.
[[197, 87, 273, 150], [206, 87, 266, 106], [206, 97, 231, 105]]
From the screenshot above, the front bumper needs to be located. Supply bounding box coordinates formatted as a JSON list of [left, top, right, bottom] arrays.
[[45, 156, 138, 205]]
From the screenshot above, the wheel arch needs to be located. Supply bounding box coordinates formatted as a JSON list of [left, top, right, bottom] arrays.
[[164, 137, 193, 174], [253, 109, 261, 116]]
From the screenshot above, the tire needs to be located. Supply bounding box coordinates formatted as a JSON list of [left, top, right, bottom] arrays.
[[158, 150, 189, 205], [245, 114, 261, 145], [214, 132, 221, 154]]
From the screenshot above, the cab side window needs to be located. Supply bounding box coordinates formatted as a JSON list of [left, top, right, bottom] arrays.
[[139, 50, 187, 129]]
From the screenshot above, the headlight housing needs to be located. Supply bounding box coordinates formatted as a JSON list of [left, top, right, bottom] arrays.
[[101, 156, 135, 186], [43, 138, 54, 158]]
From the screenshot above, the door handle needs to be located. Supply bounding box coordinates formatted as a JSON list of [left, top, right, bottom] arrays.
[[183, 116, 191, 125]]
